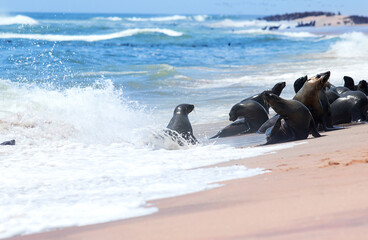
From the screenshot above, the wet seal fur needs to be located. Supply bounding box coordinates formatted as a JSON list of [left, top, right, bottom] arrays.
[[263, 92, 320, 144], [293, 71, 332, 131], [166, 104, 198, 145], [210, 100, 268, 138], [293, 72, 340, 131], [331, 90, 368, 124]]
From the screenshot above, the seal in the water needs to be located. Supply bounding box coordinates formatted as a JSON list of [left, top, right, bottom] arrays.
[[210, 100, 268, 138], [1, 140, 15, 145], [263, 92, 321, 144], [166, 104, 198, 145], [293, 71, 331, 130], [331, 90, 368, 124], [241, 82, 286, 113]]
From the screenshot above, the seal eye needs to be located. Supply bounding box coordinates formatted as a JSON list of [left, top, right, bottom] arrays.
[[316, 74, 321, 78]]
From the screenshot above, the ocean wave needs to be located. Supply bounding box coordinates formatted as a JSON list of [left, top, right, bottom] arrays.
[[126, 15, 187, 22], [0, 28, 183, 42], [92, 16, 123, 21], [191, 15, 208, 22], [80, 71, 148, 77], [208, 19, 296, 30], [328, 32, 368, 58], [233, 29, 319, 38], [0, 14, 38, 25]]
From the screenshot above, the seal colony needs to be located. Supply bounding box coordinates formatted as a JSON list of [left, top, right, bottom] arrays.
[[166, 71, 368, 146]]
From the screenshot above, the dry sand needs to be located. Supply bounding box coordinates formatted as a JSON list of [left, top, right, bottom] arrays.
[[9, 123, 368, 240], [293, 14, 355, 27]]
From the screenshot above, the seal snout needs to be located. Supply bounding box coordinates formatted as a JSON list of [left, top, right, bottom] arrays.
[[321, 71, 330, 80], [229, 114, 237, 121], [186, 104, 195, 114], [262, 91, 273, 103]]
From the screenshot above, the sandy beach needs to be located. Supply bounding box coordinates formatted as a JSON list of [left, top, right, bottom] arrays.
[[8, 123, 368, 240]]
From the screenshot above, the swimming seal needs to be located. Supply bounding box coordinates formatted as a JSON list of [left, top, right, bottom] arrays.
[[1, 140, 15, 145], [210, 100, 268, 138], [331, 90, 368, 124], [263, 92, 321, 144], [241, 82, 286, 113], [166, 104, 198, 145], [293, 71, 331, 130]]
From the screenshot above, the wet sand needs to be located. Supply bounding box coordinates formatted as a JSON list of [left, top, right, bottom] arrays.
[[9, 123, 368, 240]]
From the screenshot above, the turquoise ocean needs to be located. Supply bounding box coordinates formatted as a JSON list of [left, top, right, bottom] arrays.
[[0, 13, 368, 238]]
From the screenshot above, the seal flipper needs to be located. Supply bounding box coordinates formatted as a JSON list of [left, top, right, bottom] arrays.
[[210, 118, 251, 139], [265, 117, 295, 144], [309, 118, 321, 138]]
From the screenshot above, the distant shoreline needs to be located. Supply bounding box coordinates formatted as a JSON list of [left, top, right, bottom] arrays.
[[260, 11, 368, 28]]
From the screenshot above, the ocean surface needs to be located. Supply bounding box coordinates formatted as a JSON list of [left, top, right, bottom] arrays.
[[1, 12, 368, 238]]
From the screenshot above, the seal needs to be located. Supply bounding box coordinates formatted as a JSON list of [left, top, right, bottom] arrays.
[[263, 92, 320, 144], [329, 86, 350, 95], [1, 140, 15, 145], [166, 104, 198, 145], [294, 73, 340, 131], [325, 90, 340, 104], [258, 77, 305, 134], [343, 76, 357, 90], [358, 80, 368, 95], [210, 100, 268, 138], [331, 90, 368, 124], [293, 75, 308, 93], [293, 71, 333, 131], [240, 82, 286, 113]]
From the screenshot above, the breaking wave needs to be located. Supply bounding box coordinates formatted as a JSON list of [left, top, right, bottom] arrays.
[[0, 14, 38, 25], [0, 28, 183, 42]]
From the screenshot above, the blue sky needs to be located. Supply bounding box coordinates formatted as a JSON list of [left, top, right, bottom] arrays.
[[1, 0, 367, 15]]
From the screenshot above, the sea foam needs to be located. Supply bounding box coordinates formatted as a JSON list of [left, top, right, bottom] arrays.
[[126, 15, 187, 22], [0, 78, 299, 239], [0, 14, 38, 25], [0, 28, 183, 42], [233, 29, 319, 38], [328, 32, 368, 58]]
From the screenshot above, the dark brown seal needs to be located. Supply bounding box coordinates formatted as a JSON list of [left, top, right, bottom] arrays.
[[263, 92, 320, 144]]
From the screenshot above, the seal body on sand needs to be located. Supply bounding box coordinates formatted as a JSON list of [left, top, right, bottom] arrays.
[[326, 90, 340, 104], [166, 104, 198, 145], [211, 100, 268, 138], [358, 80, 368, 95], [293, 71, 333, 131], [331, 90, 368, 124], [329, 86, 350, 95], [263, 92, 320, 144], [257, 114, 279, 133], [343, 76, 357, 91], [240, 82, 286, 113]]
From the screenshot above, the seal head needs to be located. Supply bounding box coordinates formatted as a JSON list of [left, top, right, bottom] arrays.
[[166, 104, 198, 145]]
